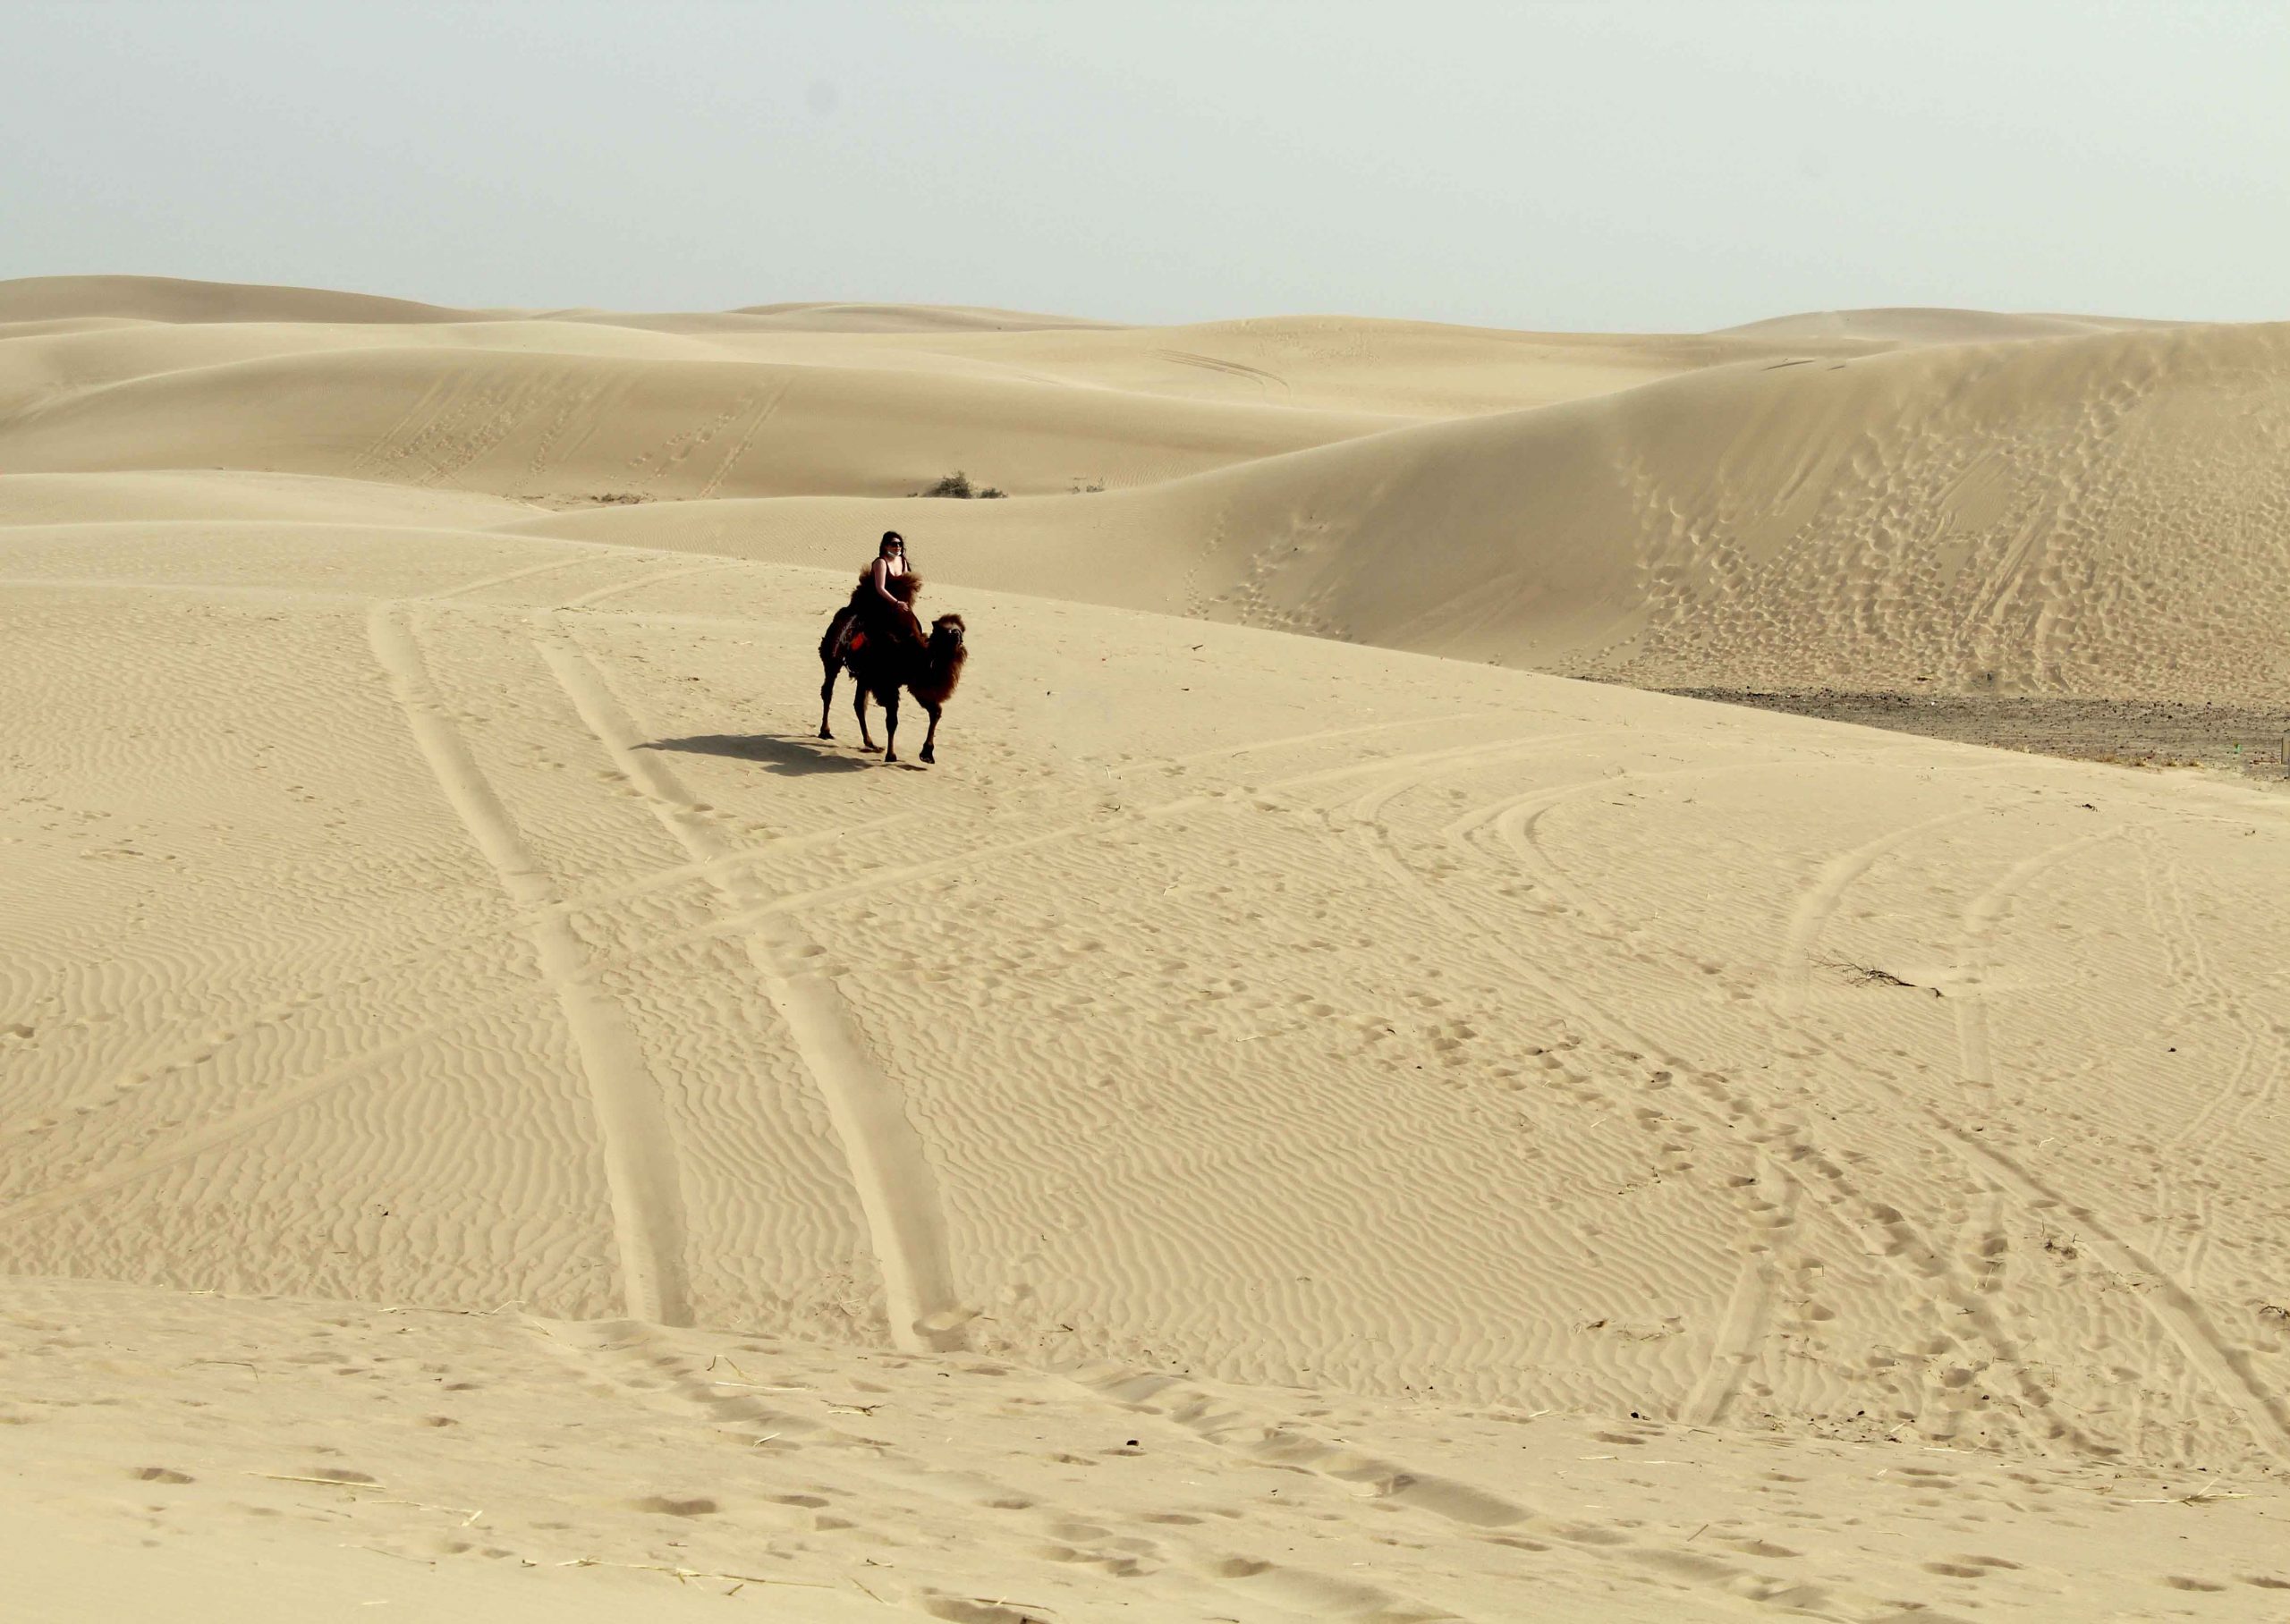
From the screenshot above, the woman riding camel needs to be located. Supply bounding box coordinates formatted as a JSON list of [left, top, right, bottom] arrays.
[[831, 531, 924, 661]]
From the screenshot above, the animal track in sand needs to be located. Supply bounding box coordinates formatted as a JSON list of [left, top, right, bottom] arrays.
[[525, 1319, 1467, 1620], [1381, 761, 2114, 1450], [1938, 825, 2290, 1466], [1717, 788, 2290, 1465], [1070, 1362, 1921, 1620]]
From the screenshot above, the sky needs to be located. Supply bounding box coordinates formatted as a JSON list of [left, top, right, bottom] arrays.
[[7, 1, 2287, 330]]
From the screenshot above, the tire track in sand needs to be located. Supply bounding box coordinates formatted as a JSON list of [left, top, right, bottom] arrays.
[[558, 559, 747, 611], [1433, 763, 1871, 1430], [1435, 762, 1779, 1425], [533, 620, 968, 1356], [1717, 803, 2133, 1450], [1376, 766, 2087, 1449], [0, 706, 1544, 1223], [0, 803, 929, 1163], [1764, 805, 2279, 1461], [1349, 761, 1831, 1434], [1110, 711, 1501, 780], [1951, 829, 2123, 1111], [426, 552, 605, 603], [1439, 762, 1845, 1429], [0, 807, 931, 1226], [2141, 838, 2287, 1215], [367, 602, 691, 1326], [1774, 800, 2020, 1018], [1946, 827, 2290, 1467], [0, 726, 1530, 1202]]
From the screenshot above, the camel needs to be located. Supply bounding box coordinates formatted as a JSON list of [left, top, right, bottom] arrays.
[[818, 604, 967, 765]]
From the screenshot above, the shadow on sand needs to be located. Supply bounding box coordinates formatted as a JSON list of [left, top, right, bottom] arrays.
[[641, 734, 872, 775]]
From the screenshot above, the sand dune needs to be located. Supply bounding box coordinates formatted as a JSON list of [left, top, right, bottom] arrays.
[[722, 300, 1125, 332], [1718, 307, 2178, 343], [8, 524, 2286, 1436], [0, 273, 482, 326], [0, 469, 533, 530], [14, 277, 2277, 698], [763, 315, 1859, 417], [513, 318, 2290, 702], [0, 343, 1400, 498], [5, 280, 2288, 1620], [0, 272, 1886, 425]]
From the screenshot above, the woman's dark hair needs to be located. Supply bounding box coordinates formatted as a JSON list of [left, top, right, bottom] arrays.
[[879, 530, 904, 554]]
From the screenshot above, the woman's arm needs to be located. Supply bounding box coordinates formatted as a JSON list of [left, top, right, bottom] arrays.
[[870, 557, 901, 605]]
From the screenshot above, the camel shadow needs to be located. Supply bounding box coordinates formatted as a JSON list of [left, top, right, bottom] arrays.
[[641, 733, 869, 775]]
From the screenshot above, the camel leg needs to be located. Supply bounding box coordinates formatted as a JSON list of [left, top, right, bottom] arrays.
[[853, 685, 879, 752], [818, 606, 861, 739], [882, 689, 902, 764], [919, 701, 941, 765]]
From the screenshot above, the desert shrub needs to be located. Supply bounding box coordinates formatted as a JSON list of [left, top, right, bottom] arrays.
[[914, 470, 1009, 497]]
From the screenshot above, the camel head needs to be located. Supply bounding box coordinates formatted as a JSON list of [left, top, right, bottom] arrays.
[[925, 613, 967, 696]]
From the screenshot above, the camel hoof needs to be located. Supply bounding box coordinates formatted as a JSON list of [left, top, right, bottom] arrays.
[[818, 728, 833, 740], [861, 742, 881, 754], [919, 749, 935, 765]]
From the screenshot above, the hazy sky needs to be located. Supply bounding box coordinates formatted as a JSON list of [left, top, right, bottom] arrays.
[[9, 1, 2287, 330]]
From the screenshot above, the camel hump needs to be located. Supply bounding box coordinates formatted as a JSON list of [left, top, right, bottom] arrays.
[[857, 568, 923, 604]]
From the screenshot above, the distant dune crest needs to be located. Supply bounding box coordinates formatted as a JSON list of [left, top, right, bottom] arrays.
[[0, 275, 1115, 334], [1717, 306, 2182, 343], [0, 273, 479, 326], [725, 300, 1126, 333]]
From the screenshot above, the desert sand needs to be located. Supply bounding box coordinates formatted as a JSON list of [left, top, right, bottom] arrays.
[[4, 276, 2287, 1621]]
